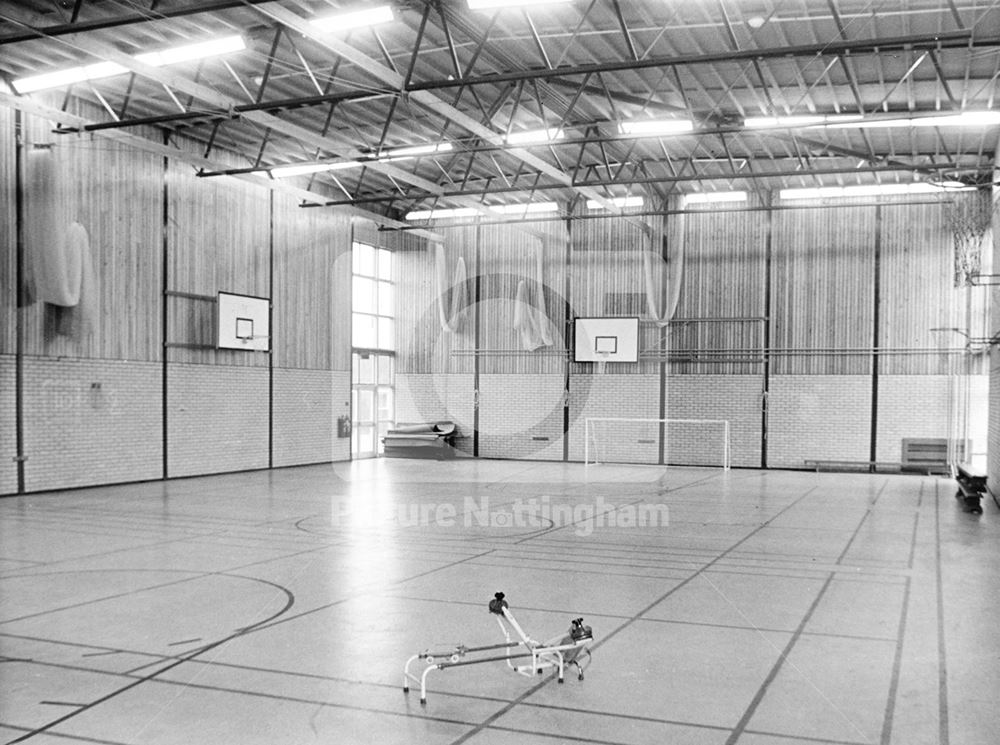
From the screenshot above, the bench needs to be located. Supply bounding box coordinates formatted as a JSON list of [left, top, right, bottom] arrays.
[[803, 460, 904, 473], [955, 463, 987, 514]]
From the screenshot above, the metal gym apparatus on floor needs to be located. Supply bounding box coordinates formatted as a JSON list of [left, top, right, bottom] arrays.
[[403, 592, 593, 704]]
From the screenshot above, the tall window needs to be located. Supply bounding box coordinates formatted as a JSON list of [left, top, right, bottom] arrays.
[[352, 242, 394, 458]]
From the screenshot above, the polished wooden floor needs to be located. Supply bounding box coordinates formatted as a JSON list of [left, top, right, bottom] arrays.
[[1, 460, 997, 745]]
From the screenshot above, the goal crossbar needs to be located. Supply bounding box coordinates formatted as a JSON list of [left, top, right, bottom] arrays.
[[584, 417, 731, 469]]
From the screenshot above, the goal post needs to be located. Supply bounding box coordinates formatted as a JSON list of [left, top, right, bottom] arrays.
[[584, 417, 731, 469]]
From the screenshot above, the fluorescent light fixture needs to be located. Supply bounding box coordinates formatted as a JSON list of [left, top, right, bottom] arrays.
[[310, 5, 394, 32], [505, 128, 564, 145], [377, 143, 454, 162], [406, 207, 479, 220], [826, 111, 1000, 130], [491, 201, 560, 215], [137, 35, 246, 66], [620, 118, 694, 136], [778, 182, 968, 200], [12, 35, 245, 93], [682, 191, 748, 205], [468, 0, 574, 9], [13, 61, 127, 93], [271, 161, 363, 178], [586, 196, 644, 210], [384, 143, 453, 158], [744, 114, 862, 128]]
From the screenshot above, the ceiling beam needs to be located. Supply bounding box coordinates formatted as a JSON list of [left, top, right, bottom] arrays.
[[315, 160, 982, 207], [403, 29, 992, 93], [0, 0, 277, 45], [251, 2, 624, 213], [17, 33, 453, 200], [0, 89, 440, 238]]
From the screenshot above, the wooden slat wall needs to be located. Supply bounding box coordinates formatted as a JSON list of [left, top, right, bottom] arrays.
[[570, 211, 659, 374], [771, 202, 877, 374], [271, 197, 352, 371], [478, 220, 568, 375], [880, 200, 963, 375], [394, 222, 477, 375], [0, 106, 15, 355], [18, 111, 163, 362], [166, 144, 270, 367], [671, 204, 768, 375]]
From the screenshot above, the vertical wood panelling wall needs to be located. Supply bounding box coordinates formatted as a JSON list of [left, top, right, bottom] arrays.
[[0, 106, 16, 354], [166, 152, 270, 367], [880, 201, 960, 375], [570, 211, 659, 374], [395, 223, 477, 375], [672, 205, 768, 375], [271, 198, 351, 370], [19, 117, 163, 362], [0, 105, 354, 493], [478, 220, 567, 375], [0, 106, 17, 494], [771, 202, 877, 374]]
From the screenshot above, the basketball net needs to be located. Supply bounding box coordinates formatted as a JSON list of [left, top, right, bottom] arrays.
[[595, 351, 610, 375], [947, 191, 993, 286]]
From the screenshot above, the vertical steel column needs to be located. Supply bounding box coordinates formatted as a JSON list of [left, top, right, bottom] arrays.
[[761, 195, 774, 469], [14, 109, 26, 493], [473, 223, 482, 457], [870, 203, 882, 470], [268, 190, 275, 468], [161, 137, 170, 478], [658, 219, 670, 466], [563, 217, 572, 461]]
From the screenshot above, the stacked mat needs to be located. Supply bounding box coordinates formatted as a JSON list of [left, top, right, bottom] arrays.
[[383, 422, 458, 459]]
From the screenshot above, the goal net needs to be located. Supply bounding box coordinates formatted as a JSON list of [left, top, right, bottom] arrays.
[[584, 417, 731, 469]]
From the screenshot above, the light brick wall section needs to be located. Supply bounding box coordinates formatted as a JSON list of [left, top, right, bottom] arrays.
[[394, 373, 475, 454], [666, 375, 763, 468], [478, 374, 566, 460], [20, 357, 161, 492], [0, 356, 17, 494], [991, 351, 1000, 494], [167, 363, 268, 477], [272, 368, 349, 467], [768, 375, 871, 468], [876, 375, 989, 465], [567, 373, 660, 463], [991, 223, 1000, 495]]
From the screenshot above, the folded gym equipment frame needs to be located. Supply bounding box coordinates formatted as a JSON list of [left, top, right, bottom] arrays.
[[403, 592, 593, 704]]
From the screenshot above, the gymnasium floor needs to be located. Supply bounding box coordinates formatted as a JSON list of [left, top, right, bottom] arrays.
[[0, 460, 997, 745]]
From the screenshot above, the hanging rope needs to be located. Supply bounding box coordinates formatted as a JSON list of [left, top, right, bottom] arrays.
[[435, 243, 467, 332]]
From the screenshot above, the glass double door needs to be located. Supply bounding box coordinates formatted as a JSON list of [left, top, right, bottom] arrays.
[[351, 352, 394, 458]]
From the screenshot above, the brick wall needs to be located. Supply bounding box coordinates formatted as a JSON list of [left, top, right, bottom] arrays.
[[20, 357, 162, 492], [272, 367, 350, 467], [394, 373, 475, 453], [876, 375, 989, 466], [991, 226, 1000, 495], [991, 350, 999, 494], [478, 373, 565, 460], [567, 373, 660, 463], [166, 363, 269, 478], [767, 375, 871, 468], [666, 375, 763, 468], [0, 356, 17, 494]]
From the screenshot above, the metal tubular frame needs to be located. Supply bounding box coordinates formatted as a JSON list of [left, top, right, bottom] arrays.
[[402, 594, 593, 705]]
